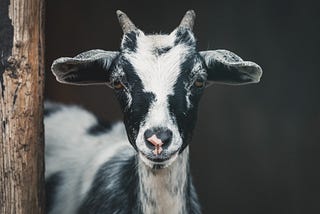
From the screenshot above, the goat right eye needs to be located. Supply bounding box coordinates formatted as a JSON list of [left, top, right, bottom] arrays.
[[193, 77, 206, 88], [113, 81, 124, 90]]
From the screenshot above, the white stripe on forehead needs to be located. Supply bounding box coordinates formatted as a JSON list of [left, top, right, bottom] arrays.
[[124, 33, 190, 100]]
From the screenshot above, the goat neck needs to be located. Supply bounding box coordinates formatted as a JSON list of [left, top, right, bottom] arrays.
[[138, 148, 189, 214]]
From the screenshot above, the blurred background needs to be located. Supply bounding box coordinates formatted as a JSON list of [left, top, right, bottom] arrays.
[[45, 0, 320, 213]]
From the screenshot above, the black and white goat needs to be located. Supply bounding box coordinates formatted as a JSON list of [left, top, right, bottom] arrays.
[[45, 10, 262, 214]]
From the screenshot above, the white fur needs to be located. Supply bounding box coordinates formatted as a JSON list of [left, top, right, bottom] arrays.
[[139, 148, 189, 214], [45, 104, 130, 214]]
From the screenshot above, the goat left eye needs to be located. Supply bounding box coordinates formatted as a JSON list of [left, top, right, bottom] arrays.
[[194, 78, 205, 88], [113, 81, 125, 90]]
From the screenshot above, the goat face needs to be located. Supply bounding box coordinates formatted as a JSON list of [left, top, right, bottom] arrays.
[[112, 28, 206, 168], [51, 10, 262, 168]]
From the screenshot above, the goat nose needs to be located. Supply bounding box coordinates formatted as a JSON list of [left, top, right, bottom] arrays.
[[144, 128, 173, 155]]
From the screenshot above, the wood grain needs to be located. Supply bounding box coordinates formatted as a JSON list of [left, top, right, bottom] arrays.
[[0, 0, 45, 213]]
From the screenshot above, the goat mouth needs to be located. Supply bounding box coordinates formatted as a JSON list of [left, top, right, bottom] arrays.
[[139, 151, 179, 168]]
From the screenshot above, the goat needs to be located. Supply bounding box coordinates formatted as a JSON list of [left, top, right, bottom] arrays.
[[45, 10, 263, 214]]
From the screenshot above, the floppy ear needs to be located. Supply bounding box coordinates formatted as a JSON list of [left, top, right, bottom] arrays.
[[51, 49, 119, 85], [200, 50, 262, 85]]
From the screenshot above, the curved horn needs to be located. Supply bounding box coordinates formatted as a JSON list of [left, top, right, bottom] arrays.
[[179, 10, 196, 30], [116, 10, 137, 34]]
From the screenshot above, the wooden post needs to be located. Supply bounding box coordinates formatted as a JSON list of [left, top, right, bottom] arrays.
[[0, 0, 45, 213]]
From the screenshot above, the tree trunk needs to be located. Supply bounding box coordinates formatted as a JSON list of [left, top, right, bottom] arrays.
[[0, 0, 45, 213]]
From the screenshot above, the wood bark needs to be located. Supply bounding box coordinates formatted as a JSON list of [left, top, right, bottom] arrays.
[[0, 0, 45, 213]]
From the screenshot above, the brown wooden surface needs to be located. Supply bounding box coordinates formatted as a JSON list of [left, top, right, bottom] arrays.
[[0, 0, 45, 213]]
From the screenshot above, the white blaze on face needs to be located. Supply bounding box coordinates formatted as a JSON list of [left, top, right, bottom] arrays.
[[124, 32, 190, 155]]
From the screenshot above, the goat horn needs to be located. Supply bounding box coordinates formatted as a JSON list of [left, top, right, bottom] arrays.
[[179, 10, 196, 30], [116, 10, 137, 34]]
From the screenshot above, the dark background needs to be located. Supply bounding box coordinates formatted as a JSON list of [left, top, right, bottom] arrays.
[[45, 0, 320, 213]]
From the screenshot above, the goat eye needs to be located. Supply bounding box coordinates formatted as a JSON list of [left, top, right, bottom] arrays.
[[113, 81, 124, 90], [194, 78, 205, 88]]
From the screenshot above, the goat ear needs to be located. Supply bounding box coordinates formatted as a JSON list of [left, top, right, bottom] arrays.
[[200, 50, 262, 85], [51, 49, 119, 85]]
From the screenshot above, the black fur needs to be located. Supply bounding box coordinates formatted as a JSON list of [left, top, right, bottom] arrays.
[[186, 176, 202, 214], [112, 58, 155, 150], [87, 118, 112, 135], [153, 46, 171, 56], [46, 172, 63, 212], [174, 28, 196, 47], [78, 150, 141, 214], [122, 31, 138, 53], [169, 53, 205, 152]]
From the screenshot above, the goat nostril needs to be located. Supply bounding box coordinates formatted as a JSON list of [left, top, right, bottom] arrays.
[[144, 129, 158, 151], [144, 129, 153, 140], [157, 129, 173, 144]]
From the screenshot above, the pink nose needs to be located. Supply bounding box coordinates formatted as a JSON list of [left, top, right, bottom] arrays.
[[147, 134, 164, 155]]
